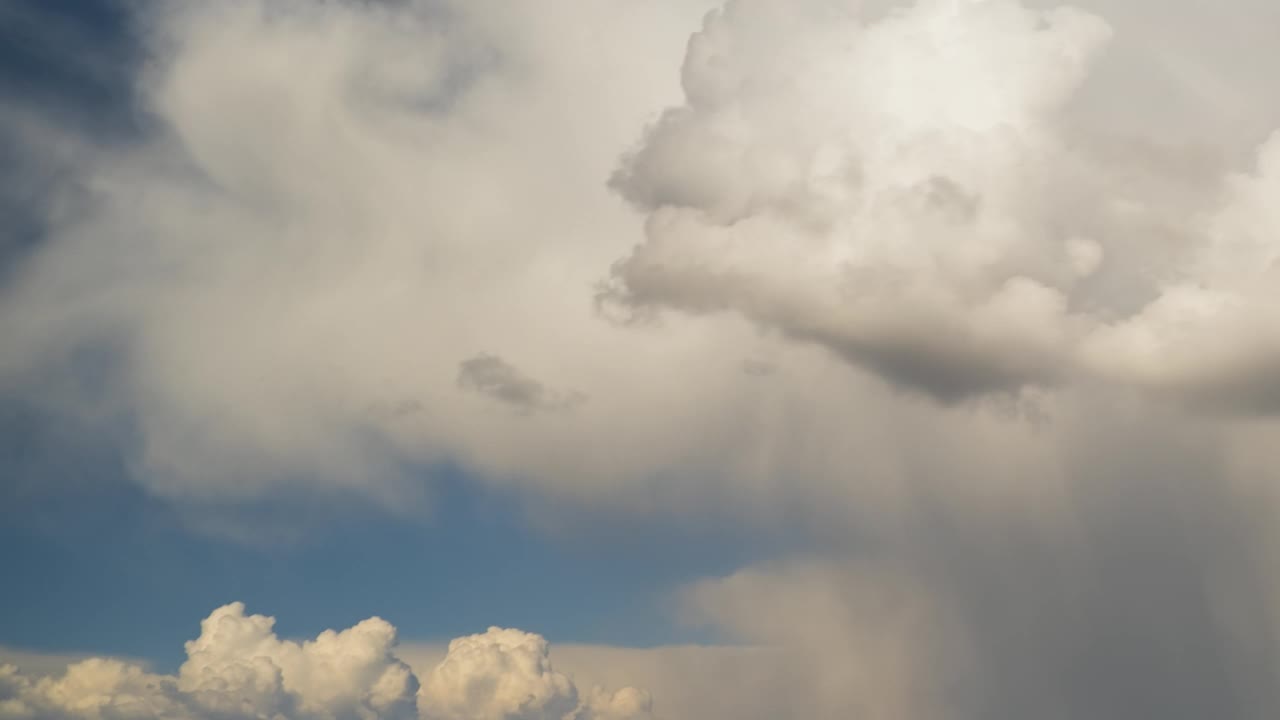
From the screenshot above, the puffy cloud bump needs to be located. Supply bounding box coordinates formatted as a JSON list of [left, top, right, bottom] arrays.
[[0, 606, 648, 720], [607, 0, 1113, 400], [419, 628, 649, 720]]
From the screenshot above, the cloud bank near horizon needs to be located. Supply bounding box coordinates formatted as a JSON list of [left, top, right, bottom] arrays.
[[0, 604, 649, 720]]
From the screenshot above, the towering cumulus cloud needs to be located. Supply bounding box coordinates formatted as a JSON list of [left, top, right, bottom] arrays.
[[0, 605, 648, 720], [607, 0, 1112, 400], [178, 603, 418, 719], [0, 603, 417, 720], [607, 0, 1280, 409], [1084, 130, 1280, 411]]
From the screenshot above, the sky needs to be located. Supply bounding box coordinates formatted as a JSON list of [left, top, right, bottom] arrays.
[[3, 0, 1280, 719]]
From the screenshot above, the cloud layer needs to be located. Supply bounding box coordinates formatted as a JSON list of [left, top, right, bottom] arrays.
[[608, 0, 1110, 400]]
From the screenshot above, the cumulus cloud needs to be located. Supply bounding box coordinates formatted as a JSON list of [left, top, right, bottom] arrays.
[[602, 0, 1280, 410], [0, 602, 417, 720], [0, 606, 649, 720], [420, 628, 579, 720], [419, 628, 648, 720], [400, 643, 787, 720], [681, 404, 1280, 720], [0, 659, 188, 720], [1083, 130, 1280, 412]]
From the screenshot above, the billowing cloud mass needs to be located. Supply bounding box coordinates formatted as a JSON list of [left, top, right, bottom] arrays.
[[5, 0, 1280, 719], [419, 629, 648, 720], [0, 605, 648, 720], [3, 0, 1279, 520], [178, 603, 418, 720], [607, 0, 1111, 400], [1083, 130, 1280, 411]]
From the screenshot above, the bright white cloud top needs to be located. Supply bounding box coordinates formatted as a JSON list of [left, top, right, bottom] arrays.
[[4, 0, 1280, 520]]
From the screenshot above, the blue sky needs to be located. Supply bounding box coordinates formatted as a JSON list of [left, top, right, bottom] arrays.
[[0, 456, 781, 669]]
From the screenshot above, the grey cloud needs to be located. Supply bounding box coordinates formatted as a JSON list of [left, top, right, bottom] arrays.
[[6, 0, 1280, 530], [686, 403, 1280, 720], [8, 2, 1280, 719], [606, 0, 1280, 409], [419, 627, 651, 720], [457, 354, 584, 413], [605, 243, 1069, 402], [740, 358, 775, 377]]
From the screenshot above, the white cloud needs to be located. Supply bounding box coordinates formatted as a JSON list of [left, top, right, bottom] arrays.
[[1, 0, 1279, 533], [0, 658, 190, 720], [6, 3, 1280, 715], [419, 628, 577, 720], [399, 642, 789, 720], [0, 0, 727, 514], [418, 628, 649, 720], [0, 606, 649, 720]]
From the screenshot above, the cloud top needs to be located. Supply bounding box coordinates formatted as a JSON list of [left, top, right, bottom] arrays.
[[0, 605, 649, 720]]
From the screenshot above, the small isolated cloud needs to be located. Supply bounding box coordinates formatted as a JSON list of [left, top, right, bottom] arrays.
[[457, 355, 584, 414], [0, 605, 649, 720]]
